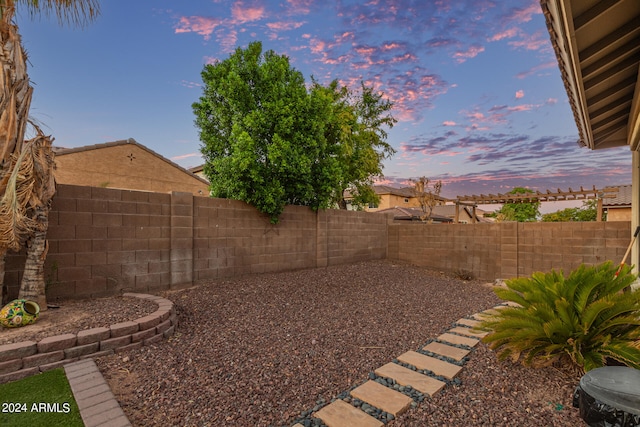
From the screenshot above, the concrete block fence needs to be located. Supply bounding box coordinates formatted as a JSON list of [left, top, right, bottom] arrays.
[[1, 184, 632, 302], [0, 293, 176, 384]]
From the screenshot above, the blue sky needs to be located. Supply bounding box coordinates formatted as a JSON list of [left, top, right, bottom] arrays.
[[19, 0, 631, 202]]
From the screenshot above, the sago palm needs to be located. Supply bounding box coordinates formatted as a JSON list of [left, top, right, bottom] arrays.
[[480, 261, 640, 373], [0, 0, 99, 307]]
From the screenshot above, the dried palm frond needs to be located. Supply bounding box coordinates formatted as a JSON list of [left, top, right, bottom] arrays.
[[0, 126, 55, 251]]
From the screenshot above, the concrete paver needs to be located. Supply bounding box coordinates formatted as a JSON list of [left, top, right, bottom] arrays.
[[375, 363, 446, 396], [448, 326, 488, 338], [456, 318, 482, 328], [423, 342, 470, 361], [396, 351, 463, 380], [437, 332, 480, 347], [350, 380, 413, 416], [315, 400, 383, 427]]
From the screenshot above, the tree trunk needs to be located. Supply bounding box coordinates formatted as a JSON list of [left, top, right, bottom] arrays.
[[0, 248, 6, 305], [18, 205, 48, 310]]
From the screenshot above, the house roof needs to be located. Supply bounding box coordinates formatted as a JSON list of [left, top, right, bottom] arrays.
[[541, 0, 640, 150], [603, 184, 632, 207], [54, 138, 209, 186], [373, 185, 450, 202], [375, 206, 453, 222]]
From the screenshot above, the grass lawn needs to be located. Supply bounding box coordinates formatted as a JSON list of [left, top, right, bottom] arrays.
[[0, 368, 83, 427]]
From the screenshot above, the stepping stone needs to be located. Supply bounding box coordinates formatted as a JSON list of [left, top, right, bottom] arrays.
[[315, 400, 383, 427], [423, 342, 470, 361], [375, 363, 446, 396], [397, 351, 462, 380], [292, 424, 304, 427], [351, 380, 412, 416], [456, 318, 481, 328], [448, 326, 488, 339], [438, 332, 480, 347]]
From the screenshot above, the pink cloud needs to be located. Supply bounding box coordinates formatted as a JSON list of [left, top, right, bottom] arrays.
[[507, 1, 542, 23], [546, 98, 558, 105], [174, 16, 221, 40], [231, 1, 267, 24], [286, 0, 313, 15], [516, 60, 557, 79], [443, 121, 457, 126], [508, 30, 549, 51], [515, 90, 524, 99], [452, 44, 485, 63], [266, 21, 305, 31], [489, 27, 519, 42]]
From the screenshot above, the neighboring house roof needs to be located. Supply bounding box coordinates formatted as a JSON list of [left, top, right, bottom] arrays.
[[54, 138, 210, 195], [603, 185, 632, 208], [375, 206, 453, 223], [345, 185, 449, 202], [189, 164, 204, 174]]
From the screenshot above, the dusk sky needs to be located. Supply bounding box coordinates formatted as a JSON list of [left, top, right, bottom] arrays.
[[19, 0, 631, 204]]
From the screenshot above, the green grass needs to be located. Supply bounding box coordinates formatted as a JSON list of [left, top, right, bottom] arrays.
[[0, 368, 83, 427]]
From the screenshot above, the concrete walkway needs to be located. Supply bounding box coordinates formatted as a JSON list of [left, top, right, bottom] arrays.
[[293, 305, 505, 427]]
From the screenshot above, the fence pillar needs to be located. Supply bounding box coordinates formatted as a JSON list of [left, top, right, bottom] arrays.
[[170, 192, 194, 286]]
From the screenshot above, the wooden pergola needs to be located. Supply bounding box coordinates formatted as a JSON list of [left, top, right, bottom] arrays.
[[452, 186, 618, 223]]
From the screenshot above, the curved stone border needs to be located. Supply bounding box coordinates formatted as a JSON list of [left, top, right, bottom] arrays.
[[0, 293, 177, 384]]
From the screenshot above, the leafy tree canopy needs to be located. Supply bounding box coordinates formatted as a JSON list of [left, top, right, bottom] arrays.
[[193, 41, 396, 222], [491, 187, 540, 222], [541, 199, 602, 222]]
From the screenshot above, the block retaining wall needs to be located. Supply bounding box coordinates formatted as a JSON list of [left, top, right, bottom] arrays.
[[0, 293, 176, 384]]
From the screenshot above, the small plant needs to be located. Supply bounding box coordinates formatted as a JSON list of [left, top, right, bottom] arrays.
[[480, 261, 640, 373]]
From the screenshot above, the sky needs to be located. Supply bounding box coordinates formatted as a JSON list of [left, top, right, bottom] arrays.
[[18, 0, 632, 210]]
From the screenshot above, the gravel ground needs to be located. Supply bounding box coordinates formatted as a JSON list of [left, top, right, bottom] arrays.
[[90, 260, 584, 426]]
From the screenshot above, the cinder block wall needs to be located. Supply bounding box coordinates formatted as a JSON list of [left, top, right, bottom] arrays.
[[3, 185, 390, 301], [3, 184, 632, 301], [388, 221, 630, 280]]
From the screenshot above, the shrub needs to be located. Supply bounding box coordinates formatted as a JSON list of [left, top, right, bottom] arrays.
[[480, 261, 640, 373]]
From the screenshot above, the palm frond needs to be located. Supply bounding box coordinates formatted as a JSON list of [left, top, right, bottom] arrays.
[[13, 0, 100, 28]]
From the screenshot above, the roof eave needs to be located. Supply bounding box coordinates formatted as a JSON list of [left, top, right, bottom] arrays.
[[542, 0, 593, 149]]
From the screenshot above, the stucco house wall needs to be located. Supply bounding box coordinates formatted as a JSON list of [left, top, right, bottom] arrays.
[[55, 139, 209, 196]]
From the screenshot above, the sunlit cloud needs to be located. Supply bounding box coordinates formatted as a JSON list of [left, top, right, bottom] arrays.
[[443, 121, 457, 126], [488, 27, 519, 42], [508, 29, 550, 51], [452, 44, 485, 63], [171, 152, 201, 161], [516, 60, 557, 79], [231, 1, 267, 24], [515, 90, 524, 99], [266, 21, 305, 31], [174, 16, 221, 40]]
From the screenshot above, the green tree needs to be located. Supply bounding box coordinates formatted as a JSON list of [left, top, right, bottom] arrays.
[[193, 42, 396, 221], [541, 199, 602, 222], [0, 0, 100, 307], [310, 80, 396, 210], [494, 187, 540, 222]]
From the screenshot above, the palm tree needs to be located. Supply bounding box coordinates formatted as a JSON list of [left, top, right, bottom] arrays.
[[0, 0, 100, 309]]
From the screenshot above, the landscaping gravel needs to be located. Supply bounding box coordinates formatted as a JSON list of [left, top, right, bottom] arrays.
[[90, 260, 584, 426]]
